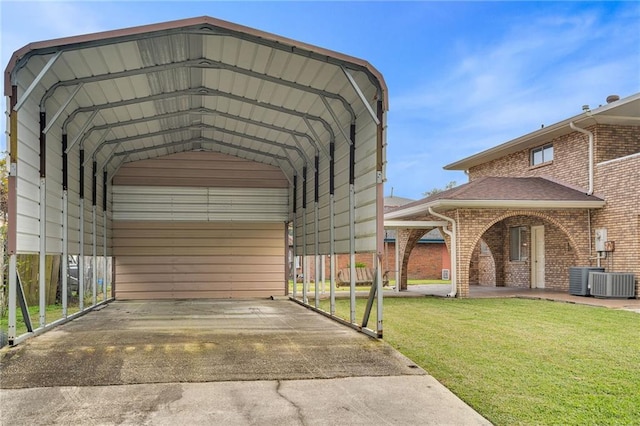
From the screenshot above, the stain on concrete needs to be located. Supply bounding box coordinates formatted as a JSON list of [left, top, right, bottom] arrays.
[[0, 300, 423, 389]]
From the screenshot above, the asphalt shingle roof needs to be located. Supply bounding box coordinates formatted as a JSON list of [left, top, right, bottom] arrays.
[[389, 177, 603, 213]]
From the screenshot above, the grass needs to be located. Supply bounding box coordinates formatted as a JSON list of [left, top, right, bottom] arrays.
[[289, 278, 449, 293], [1, 289, 112, 338], [322, 297, 640, 425], [0, 304, 73, 337]]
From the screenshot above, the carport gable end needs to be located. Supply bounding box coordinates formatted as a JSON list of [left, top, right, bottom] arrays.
[[4, 16, 388, 342]]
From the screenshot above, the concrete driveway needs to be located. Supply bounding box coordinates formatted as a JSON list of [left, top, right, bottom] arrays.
[[0, 299, 490, 425]]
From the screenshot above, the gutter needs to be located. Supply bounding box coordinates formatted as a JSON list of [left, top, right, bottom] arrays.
[[385, 199, 605, 220], [428, 207, 457, 298], [569, 122, 594, 195]]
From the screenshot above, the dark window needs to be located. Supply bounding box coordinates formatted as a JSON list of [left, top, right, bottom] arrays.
[[509, 227, 528, 261], [531, 144, 553, 166]]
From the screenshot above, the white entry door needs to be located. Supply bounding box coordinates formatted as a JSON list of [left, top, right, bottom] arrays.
[[531, 226, 545, 288]]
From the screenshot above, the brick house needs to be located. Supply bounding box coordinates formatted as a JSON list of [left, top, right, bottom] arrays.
[[386, 93, 639, 297], [292, 196, 450, 282]]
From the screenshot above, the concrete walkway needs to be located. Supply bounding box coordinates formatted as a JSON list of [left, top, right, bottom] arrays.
[[399, 284, 640, 313], [0, 299, 490, 425]]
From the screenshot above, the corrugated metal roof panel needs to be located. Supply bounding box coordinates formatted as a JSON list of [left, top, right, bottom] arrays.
[[6, 15, 386, 255]]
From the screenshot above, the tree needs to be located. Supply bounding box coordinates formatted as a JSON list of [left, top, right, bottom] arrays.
[[423, 180, 457, 198]]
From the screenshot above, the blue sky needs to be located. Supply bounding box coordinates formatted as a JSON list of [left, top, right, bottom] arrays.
[[1, 1, 639, 200]]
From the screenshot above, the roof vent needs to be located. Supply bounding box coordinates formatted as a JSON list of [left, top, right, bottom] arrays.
[[606, 94, 620, 104]]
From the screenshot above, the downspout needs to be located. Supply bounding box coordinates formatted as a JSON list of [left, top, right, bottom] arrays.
[[428, 207, 457, 297], [569, 122, 594, 195]]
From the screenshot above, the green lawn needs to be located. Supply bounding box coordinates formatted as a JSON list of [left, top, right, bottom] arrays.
[[1, 289, 111, 338], [289, 278, 448, 293], [323, 297, 640, 425]]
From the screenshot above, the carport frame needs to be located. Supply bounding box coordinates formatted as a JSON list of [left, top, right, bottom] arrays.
[[4, 16, 388, 344]]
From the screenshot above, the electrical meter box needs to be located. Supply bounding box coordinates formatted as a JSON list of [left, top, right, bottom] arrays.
[[595, 228, 607, 252]]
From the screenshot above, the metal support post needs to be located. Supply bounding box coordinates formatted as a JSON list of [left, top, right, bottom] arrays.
[[62, 134, 68, 317], [302, 166, 308, 304], [103, 170, 108, 301], [349, 185, 356, 324], [349, 124, 356, 324], [8, 255, 17, 342], [103, 217, 107, 300], [321, 255, 326, 294], [292, 175, 297, 299], [38, 109, 47, 328], [79, 204, 84, 309], [62, 190, 68, 316], [284, 222, 290, 295], [91, 160, 97, 306], [39, 176, 47, 327], [92, 204, 97, 306], [7, 86, 18, 343], [79, 148, 85, 310], [329, 141, 336, 315], [16, 272, 33, 333], [313, 154, 320, 308], [376, 255, 384, 336], [362, 272, 377, 328], [330, 196, 336, 315], [376, 99, 385, 336]]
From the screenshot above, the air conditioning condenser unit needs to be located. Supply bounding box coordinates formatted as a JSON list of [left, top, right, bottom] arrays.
[[569, 267, 604, 296], [589, 272, 636, 298]]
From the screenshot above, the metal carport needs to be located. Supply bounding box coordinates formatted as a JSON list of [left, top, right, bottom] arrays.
[[4, 16, 387, 344]]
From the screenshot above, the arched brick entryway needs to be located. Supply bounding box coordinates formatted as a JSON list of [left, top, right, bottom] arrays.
[[463, 211, 587, 293]]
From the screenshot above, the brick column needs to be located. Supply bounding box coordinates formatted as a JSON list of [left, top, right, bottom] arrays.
[[396, 228, 431, 290]]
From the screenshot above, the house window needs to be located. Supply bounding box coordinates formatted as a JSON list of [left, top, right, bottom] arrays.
[[531, 144, 553, 166], [509, 227, 528, 261]]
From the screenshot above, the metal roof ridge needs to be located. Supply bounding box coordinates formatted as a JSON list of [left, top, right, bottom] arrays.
[[4, 15, 388, 107]]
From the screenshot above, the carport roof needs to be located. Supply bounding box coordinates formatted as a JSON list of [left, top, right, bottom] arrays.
[[385, 177, 605, 219], [5, 15, 387, 181]]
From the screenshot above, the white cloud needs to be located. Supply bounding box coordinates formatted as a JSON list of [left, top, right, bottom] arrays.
[[385, 4, 640, 198]]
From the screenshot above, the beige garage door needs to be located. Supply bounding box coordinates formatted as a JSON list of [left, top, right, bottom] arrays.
[[113, 221, 286, 299]]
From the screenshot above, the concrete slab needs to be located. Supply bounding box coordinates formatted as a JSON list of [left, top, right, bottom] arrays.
[[0, 299, 490, 425], [0, 376, 489, 425], [0, 300, 421, 388]]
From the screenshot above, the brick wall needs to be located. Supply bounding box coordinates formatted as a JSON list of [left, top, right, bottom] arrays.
[[454, 209, 590, 297], [294, 242, 449, 282], [469, 243, 497, 286], [468, 125, 640, 188], [592, 153, 640, 295], [469, 131, 590, 190], [478, 252, 496, 285], [463, 124, 639, 298], [595, 125, 640, 163]]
